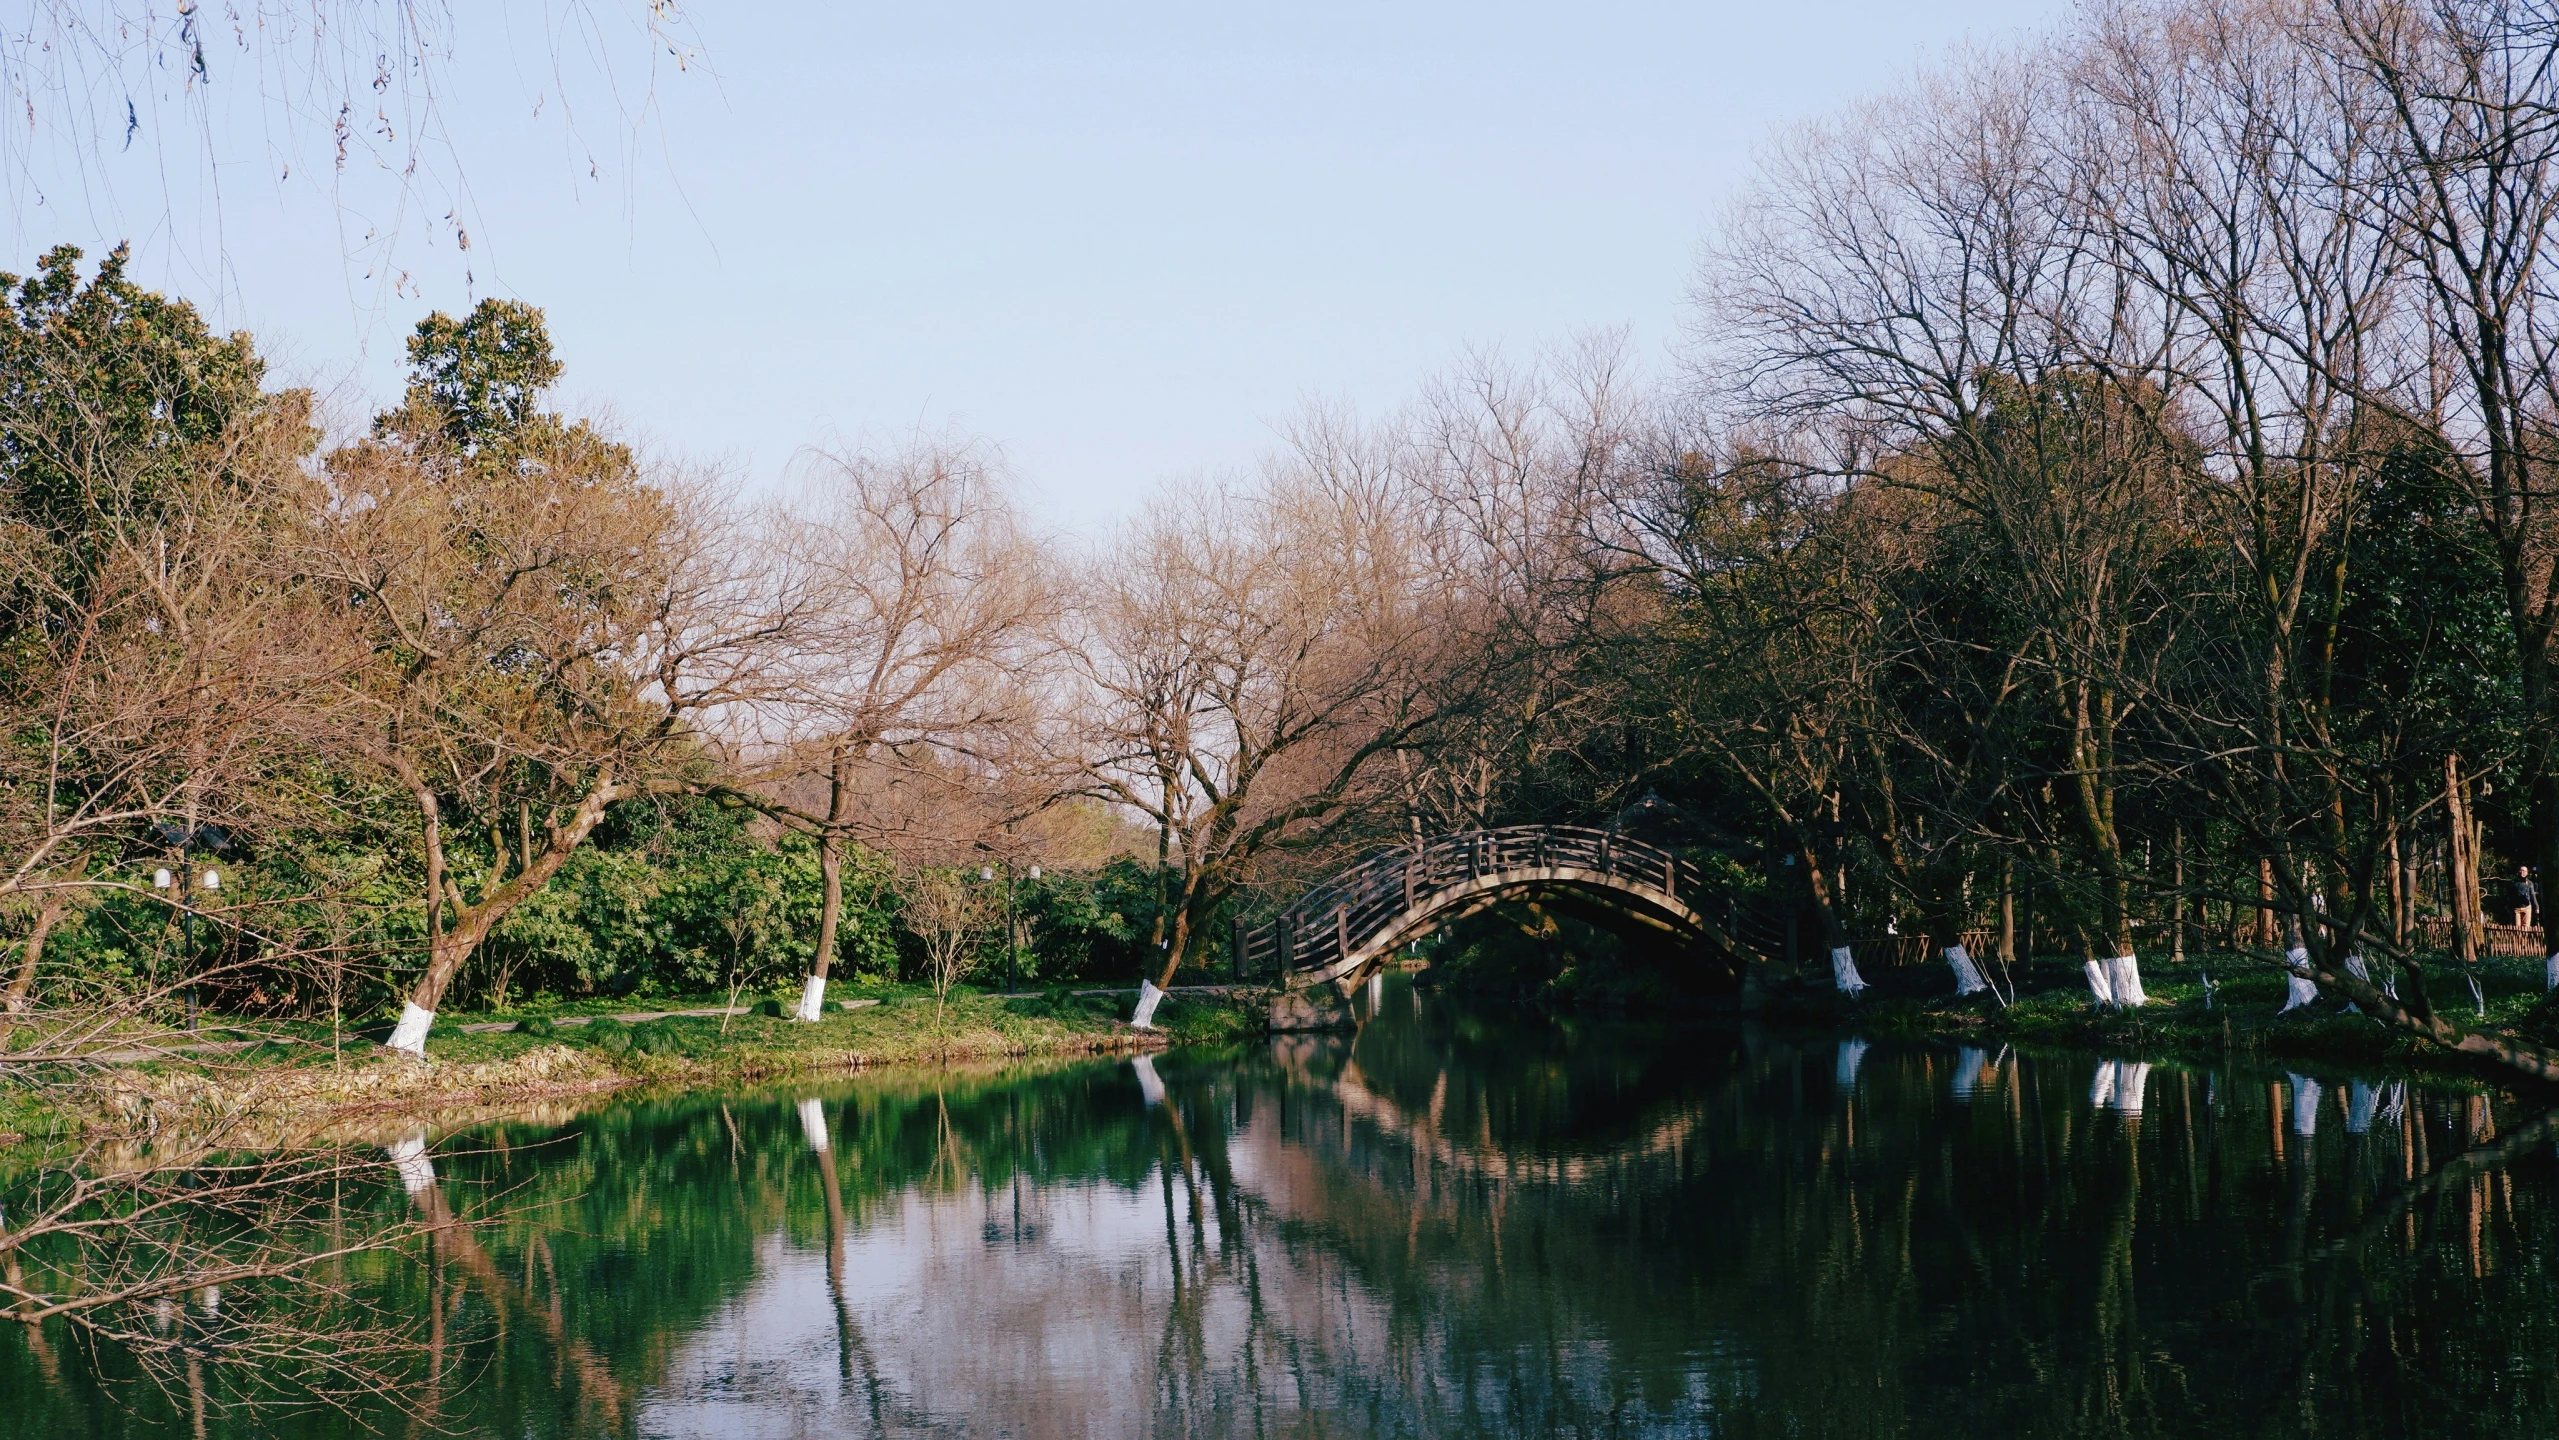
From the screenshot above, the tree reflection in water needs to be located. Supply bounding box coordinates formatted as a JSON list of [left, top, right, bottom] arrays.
[[6, 979, 2558, 1437]]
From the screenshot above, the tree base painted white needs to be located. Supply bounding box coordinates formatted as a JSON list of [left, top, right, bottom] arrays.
[[1132, 1054, 1166, 1106], [1945, 944, 1988, 997], [797, 1097, 830, 1152], [386, 1002, 435, 1056], [2546, 953, 2559, 992], [385, 1134, 436, 1194], [2340, 953, 2393, 1011], [2106, 954, 2147, 1006], [2279, 949, 2318, 1013], [1131, 980, 1166, 1029], [2347, 1081, 2379, 1135], [794, 974, 829, 1022], [1830, 946, 1868, 995], [2344, 952, 2391, 994], [2289, 1073, 2321, 1137], [1952, 1046, 1988, 1099], [2114, 1060, 2150, 1114], [2084, 958, 2117, 1008], [1834, 1037, 1869, 1089], [2091, 1058, 2150, 1114]]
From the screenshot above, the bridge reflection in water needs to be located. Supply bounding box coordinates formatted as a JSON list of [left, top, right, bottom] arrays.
[[10, 978, 2555, 1438]]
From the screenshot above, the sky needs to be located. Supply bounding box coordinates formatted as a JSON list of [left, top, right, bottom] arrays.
[[6, 1, 2075, 532]]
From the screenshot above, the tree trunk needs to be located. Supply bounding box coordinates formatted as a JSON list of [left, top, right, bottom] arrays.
[[389, 772, 624, 1056], [2256, 856, 2277, 950], [1, 865, 81, 1014], [2171, 827, 2187, 964], [2449, 754, 2481, 968], [1800, 834, 1865, 994], [798, 750, 852, 1022], [1999, 853, 2016, 965], [2, 864, 83, 1017]]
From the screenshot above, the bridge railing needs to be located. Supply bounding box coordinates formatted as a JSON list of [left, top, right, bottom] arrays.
[[1237, 825, 1707, 982]]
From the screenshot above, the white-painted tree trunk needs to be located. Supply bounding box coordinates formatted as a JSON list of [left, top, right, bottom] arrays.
[[2546, 953, 2559, 992], [2278, 948, 2319, 1013], [2340, 952, 2396, 1000], [2093, 1059, 2150, 1115], [793, 974, 829, 1022], [385, 1133, 437, 1194], [1834, 1037, 1869, 1089], [386, 1002, 435, 1057], [2083, 958, 2118, 1008], [2339, 954, 2379, 1013], [797, 1097, 830, 1152], [1829, 946, 1868, 995], [1944, 944, 1988, 997], [1952, 1046, 1988, 1099], [1133, 1054, 1166, 1106], [2346, 1081, 2380, 1135], [2106, 954, 2147, 1006], [2289, 1073, 2321, 1137], [1131, 980, 1166, 1029]]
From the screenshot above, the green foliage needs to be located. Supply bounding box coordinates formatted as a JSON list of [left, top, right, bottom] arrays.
[[628, 1018, 688, 1056], [470, 796, 898, 1006], [385, 299, 564, 454], [1020, 858, 1156, 982], [0, 243, 291, 587], [579, 1017, 632, 1055]]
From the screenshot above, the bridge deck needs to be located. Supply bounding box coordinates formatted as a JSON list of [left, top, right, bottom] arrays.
[[1240, 825, 1726, 989]]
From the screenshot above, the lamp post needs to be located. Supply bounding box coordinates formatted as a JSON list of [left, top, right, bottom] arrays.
[[1019, 865, 1039, 993], [976, 851, 1042, 995], [153, 857, 222, 1031], [980, 864, 1002, 993]]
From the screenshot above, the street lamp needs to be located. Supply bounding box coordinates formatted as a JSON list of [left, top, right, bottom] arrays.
[[153, 860, 223, 1030], [978, 862, 1021, 994]]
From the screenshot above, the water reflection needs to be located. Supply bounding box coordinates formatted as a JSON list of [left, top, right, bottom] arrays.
[[9, 981, 2559, 1437]]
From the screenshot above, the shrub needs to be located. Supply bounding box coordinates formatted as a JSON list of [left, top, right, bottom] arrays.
[[752, 997, 785, 1019], [582, 1017, 632, 1055], [515, 1016, 556, 1038], [629, 1018, 685, 1056]]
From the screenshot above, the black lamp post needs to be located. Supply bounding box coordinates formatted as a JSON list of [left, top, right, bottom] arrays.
[[152, 825, 227, 1031]]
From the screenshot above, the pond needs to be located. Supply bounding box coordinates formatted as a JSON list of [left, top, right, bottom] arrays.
[[9, 976, 2559, 1437]]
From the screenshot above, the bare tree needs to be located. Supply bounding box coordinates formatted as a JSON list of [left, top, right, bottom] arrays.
[[1068, 435, 1458, 1024], [755, 437, 1048, 1020], [895, 866, 1001, 1042], [1395, 337, 1642, 831], [317, 427, 812, 1056], [2318, 0, 2559, 991]]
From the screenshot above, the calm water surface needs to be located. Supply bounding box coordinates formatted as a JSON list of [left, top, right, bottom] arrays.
[[11, 978, 2559, 1437]]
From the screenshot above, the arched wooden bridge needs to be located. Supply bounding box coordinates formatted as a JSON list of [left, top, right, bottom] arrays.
[[1237, 824, 1760, 996]]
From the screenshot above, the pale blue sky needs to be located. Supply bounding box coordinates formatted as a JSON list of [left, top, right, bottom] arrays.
[[9, 2, 2073, 530]]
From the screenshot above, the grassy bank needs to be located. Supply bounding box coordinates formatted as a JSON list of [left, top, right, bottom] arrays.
[[0, 981, 1266, 1148], [1785, 948, 2558, 1086]]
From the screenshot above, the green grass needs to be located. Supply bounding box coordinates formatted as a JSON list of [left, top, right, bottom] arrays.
[[0, 981, 1273, 1143], [1836, 949, 2550, 1083]]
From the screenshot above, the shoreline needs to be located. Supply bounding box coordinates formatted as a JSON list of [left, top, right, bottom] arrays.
[[25, 951, 2546, 1155], [1781, 949, 2558, 1092], [3, 983, 1264, 1152]]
